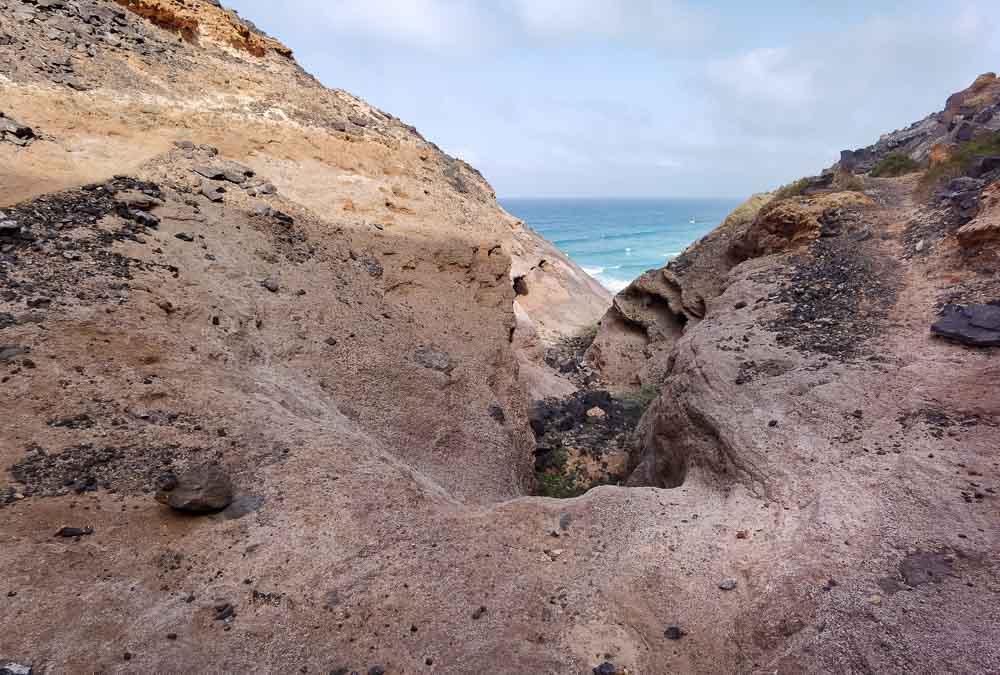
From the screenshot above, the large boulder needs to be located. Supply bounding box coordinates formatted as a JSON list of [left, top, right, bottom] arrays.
[[931, 303, 1000, 347], [155, 465, 234, 513]]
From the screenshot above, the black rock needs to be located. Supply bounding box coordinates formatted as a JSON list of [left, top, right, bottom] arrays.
[[54, 526, 94, 538], [213, 603, 235, 621], [931, 303, 1000, 347], [970, 156, 1000, 178], [155, 464, 234, 513], [593, 663, 617, 675], [260, 278, 280, 293], [174, 232, 194, 242], [488, 403, 505, 423], [664, 625, 685, 640]]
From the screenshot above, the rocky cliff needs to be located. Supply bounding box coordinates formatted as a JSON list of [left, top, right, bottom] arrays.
[[2, 2, 999, 673]]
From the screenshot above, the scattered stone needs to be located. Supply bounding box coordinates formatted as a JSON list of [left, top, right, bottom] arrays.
[[166, 633, 177, 641], [559, 512, 572, 530], [593, 663, 617, 675], [413, 345, 452, 373], [664, 625, 685, 640], [718, 579, 738, 591], [54, 526, 93, 538], [585, 406, 607, 420], [868, 594, 882, 606], [260, 278, 280, 293], [931, 303, 1000, 347], [174, 232, 194, 242], [156, 300, 175, 314], [488, 403, 505, 423], [0, 112, 35, 146], [114, 190, 163, 210], [471, 605, 487, 620], [0, 663, 32, 675], [255, 205, 293, 225], [324, 337, 338, 347], [200, 181, 225, 203], [213, 603, 236, 621], [155, 464, 234, 513]]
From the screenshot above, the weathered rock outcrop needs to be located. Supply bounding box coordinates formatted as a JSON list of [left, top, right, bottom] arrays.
[[839, 72, 1000, 174]]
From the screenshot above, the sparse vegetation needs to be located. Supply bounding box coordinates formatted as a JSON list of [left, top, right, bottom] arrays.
[[920, 131, 1000, 193], [772, 178, 810, 201], [870, 153, 920, 178], [721, 192, 774, 228], [832, 169, 866, 191], [623, 384, 660, 412], [535, 448, 619, 498], [535, 449, 588, 498]]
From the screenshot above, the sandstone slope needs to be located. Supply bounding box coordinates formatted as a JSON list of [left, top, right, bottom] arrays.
[[3, 3, 999, 674]]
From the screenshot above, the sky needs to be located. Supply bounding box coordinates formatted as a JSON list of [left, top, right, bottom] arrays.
[[225, 0, 1000, 199]]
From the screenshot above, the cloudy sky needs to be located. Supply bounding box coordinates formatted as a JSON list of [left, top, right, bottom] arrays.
[[226, 0, 1000, 198]]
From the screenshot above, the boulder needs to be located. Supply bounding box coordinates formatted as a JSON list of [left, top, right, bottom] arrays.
[[155, 464, 234, 513], [930, 303, 1000, 347]]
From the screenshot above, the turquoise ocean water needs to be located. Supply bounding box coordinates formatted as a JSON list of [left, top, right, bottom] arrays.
[[501, 198, 741, 292]]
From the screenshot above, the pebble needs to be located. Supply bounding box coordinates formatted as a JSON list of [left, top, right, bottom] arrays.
[[718, 579, 738, 591], [260, 278, 280, 293], [664, 625, 685, 640]]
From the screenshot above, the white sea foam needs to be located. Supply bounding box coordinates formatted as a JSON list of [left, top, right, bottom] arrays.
[[599, 276, 631, 293]]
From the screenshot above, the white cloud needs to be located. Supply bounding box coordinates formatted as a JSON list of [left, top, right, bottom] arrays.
[[510, 0, 711, 43], [311, 0, 490, 49], [703, 6, 997, 151]]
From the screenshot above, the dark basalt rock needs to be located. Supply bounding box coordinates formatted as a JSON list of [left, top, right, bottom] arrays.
[[54, 526, 93, 538], [155, 464, 234, 513], [931, 303, 1000, 347], [0, 662, 33, 675]]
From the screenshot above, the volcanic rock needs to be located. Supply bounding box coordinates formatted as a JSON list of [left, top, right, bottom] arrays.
[[154, 465, 234, 513], [931, 303, 1000, 347]]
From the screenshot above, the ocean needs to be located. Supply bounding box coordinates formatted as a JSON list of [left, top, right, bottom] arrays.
[[500, 198, 741, 292]]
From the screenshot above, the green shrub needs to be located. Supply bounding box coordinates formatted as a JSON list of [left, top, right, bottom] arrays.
[[870, 153, 920, 177], [772, 178, 810, 201], [623, 384, 660, 412], [534, 448, 587, 498]]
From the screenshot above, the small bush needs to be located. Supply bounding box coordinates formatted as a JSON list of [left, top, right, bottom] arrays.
[[772, 178, 810, 201], [870, 153, 920, 178]]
